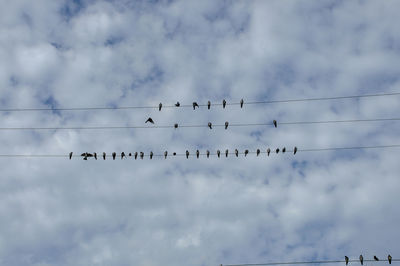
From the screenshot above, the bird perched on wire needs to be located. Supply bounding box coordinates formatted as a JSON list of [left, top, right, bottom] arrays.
[[134, 152, 138, 160], [222, 99, 226, 108], [273, 120, 277, 128], [282, 147, 286, 153], [193, 102, 199, 110], [208, 122, 212, 129], [374, 256, 379, 261], [140, 152, 144, 159], [257, 149, 260, 156], [244, 150, 249, 157], [207, 101, 211, 109], [175, 102, 180, 107], [267, 148, 271, 156], [112, 152, 116, 160], [360, 255, 363, 265], [80, 152, 90, 160], [196, 150, 200, 158], [69, 152, 73, 160], [225, 121, 229, 129], [150, 151, 153, 159], [345, 256, 349, 265], [159, 103, 162, 111], [225, 149, 229, 157], [164, 151, 168, 159], [174, 123, 178, 129], [121, 152, 126, 159], [235, 149, 239, 157], [94, 152, 97, 160], [206, 150, 210, 158], [217, 150, 221, 158], [146, 117, 154, 124], [388, 255, 392, 264], [186, 150, 189, 159], [276, 148, 280, 154], [294, 146, 297, 155], [103, 152, 106, 160], [240, 99, 244, 108]]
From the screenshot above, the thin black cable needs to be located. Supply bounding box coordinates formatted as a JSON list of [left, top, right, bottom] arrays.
[[0, 118, 399, 131], [223, 258, 399, 266], [0, 92, 399, 112]]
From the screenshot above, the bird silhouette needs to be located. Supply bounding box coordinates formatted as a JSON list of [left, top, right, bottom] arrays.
[[276, 148, 280, 154], [140, 152, 144, 159], [146, 117, 154, 124], [193, 102, 199, 110], [186, 150, 189, 159], [240, 99, 244, 108], [374, 256, 379, 261], [159, 102, 162, 111], [244, 150, 249, 157], [225, 121, 229, 129], [257, 149, 260, 156], [360, 255, 363, 265], [208, 122, 212, 129], [222, 99, 226, 108], [134, 152, 138, 160], [217, 150, 221, 158], [267, 148, 271, 156], [81, 152, 88, 160], [175, 102, 180, 107], [388, 255, 392, 264], [206, 150, 210, 158], [164, 151, 168, 159], [94, 152, 97, 160], [235, 149, 239, 157], [294, 146, 298, 155], [273, 120, 277, 128], [103, 152, 106, 160], [282, 147, 286, 153], [225, 149, 228, 157], [112, 152, 116, 160], [121, 152, 126, 159], [174, 123, 178, 129], [150, 151, 153, 159], [196, 150, 200, 158], [345, 256, 349, 265], [128, 153, 132, 157], [207, 101, 211, 109], [69, 152, 73, 160]]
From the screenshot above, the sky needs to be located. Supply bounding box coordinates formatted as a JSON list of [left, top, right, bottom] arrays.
[[0, 0, 400, 265]]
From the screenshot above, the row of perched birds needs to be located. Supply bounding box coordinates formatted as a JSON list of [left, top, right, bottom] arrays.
[[71, 147, 298, 160], [145, 118, 279, 129], [345, 255, 392, 265], [157, 99, 245, 111]]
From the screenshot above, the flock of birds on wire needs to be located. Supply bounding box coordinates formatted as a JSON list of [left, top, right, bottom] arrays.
[[157, 99, 244, 110], [345, 255, 393, 265], [73, 147, 298, 160]]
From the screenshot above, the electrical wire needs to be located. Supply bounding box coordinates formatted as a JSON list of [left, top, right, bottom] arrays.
[[0, 118, 399, 131], [0, 92, 399, 112], [222, 258, 399, 266]]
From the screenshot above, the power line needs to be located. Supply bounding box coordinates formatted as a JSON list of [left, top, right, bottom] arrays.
[[0, 92, 399, 112], [222, 258, 399, 266], [0, 118, 399, 131]]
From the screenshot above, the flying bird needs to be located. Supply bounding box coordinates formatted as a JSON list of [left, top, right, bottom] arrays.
[[244, 150, 249, 157], [174, 123, 178, 129], [140, 152, 144, 159], [206, 150, 210, 158], [374, 256, 379, 261], [225, 121, 229, 129], [282, 147, 286, 153], [360, 255, 363, 265], [217, 150, 221, 158], [208, 122, 212, 129], [193, 102, 199, 110], [225, 149, 228, 157], [164, 151, 168, 159], [175, 102, 180, 107], [222, 99, 226, 108], [159, 102, 162, 111], [240, 98, 244, 108], [150, 151, 153, 159], [273, 120, 277, 128], [94, 152, 97, 160], [186, 150, 189, 159], [134, 152, 138, 160], [388, 255, 392, 264], [121, 152, 126, 159], [207, 101, 211, 109], [235, 149, 239, 157], [112, 152, 116, 160], [256, 149, 260, 156], [294, 146, 297, 155], [103, 152, 106, 160], [276, 148, 280, 154], [146, 117, 154, 124], [345, 256, 349, 265], [267, 148, 271, 156], [69, 152, 73, 160], [196, 150, 200, 158]]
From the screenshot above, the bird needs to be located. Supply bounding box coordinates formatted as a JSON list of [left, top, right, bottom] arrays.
[[134, 152, 138, 160], [81, 152, 88, 160], [282, 147, 286, 153], [103, 152, 106, 160], [388, 255, 392, 264], [150, 151, 153, 159], [128, 153, 132, 157], [374, 256, 379, 261], [140, 152, 144, 159], [159, 102, 162, 111], [186, 150, 189, 159], [207, 101, 211, 109], [208, 122, 212, 129], [240, 98, 244, 108], [146, 117, 154, 124], [273, 120, 277, 128], [276, 148, 279, 154], [225, 149, 228, 157], [256, 149, 260, 156], [173, 152, 177, 156], [360, 255, 363, 265], [294, 146, 297, 155], [244, 150, 249, 157], [175, 102, 180, 107], [174, 123, 178, 129], [94, 152, 97, 160], [206, 150, 210, 158], [222, 99, 226, 108], [164, 151, 168, 159], [121, 152, 126, 159], [235, 149, 239, 157], [345, 256, 349, 265], [193, 102, 199, 110], [112, 152, 116, 160], [69, 152, 73, 160], [267, 148, 271, 156], [217, 150, 221, 158], [196, 150, 199, 158], [225, 121, 229, 130]]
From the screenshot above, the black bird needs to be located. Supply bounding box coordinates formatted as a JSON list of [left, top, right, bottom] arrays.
[[193, 102, 199, 110], [294, 146, 297, 155], [374, 256, 379, 261], [150, 151, 153, 159], [207, 101, 211, 109], [282, 147, 286, 153], [69, 152, 73, 160], [388, 255, 392, 264], [276, 148, 280, 154], [345, 256, 349, 265], [360, 255, 363, 265], [225, 149, 228, 157], [174, 123, 178, 129], [146, 117, 154, 124], [112, 152, 116, 160], [121, 152, 126, 159], [235, 149, 239, 157], [159, 102, 162, 111], [225, 121, 229, 130], [217, 150, 221, 158], [267, 148, 271, 156], [175, 102, 180, 107], [81, 152, 88, 160], [222, 99, 226, 108], [94, 152, 97, 160], [206, 150, 210, 158], [196, 150, 200, 158], [273, 120, 277, 128], [208, 122, 212, 129], [129, 153, 132, 157], [244, 150, 249, 157], [173, 152, 177, 156], [186, 150, 189, 159], [240, 99, 244, 108], [164, 151, 168, 159], [134, 152, 138, 160], [103, 152, 106, 160], [140, 152, 144, 159], [256, 149, 260, 156]]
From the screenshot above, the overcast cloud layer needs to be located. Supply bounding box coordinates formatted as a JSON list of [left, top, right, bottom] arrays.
[[1, 1, 400, 265]]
